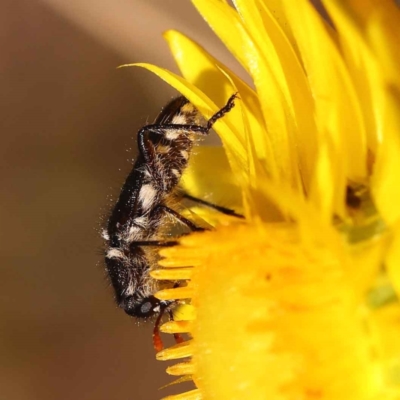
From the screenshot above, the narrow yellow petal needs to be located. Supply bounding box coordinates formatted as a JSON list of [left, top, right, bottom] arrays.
[[372, 87, 400, 225], [326, 0, 400, 90], [158, 257, 202, 268], [323, 0, 381, 152], [166, 362, 195, 376], [308, 141, 335, 224], [192, 0, 300, 190], [368, 3, 400, 89], [253, 0, 300, 57], [156, 340, 194, 361], [159, 245, 204, 268], [386, 223, 400, 298], [160, 376, 195, 391], [160, 321, 192, 334], [255, 0, 318, 194], [283, 0, 367, 201], [150, 267, 193, 281], [156, 286, 194, 301]]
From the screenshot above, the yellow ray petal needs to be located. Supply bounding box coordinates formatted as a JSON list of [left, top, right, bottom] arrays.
[[372, 86, 400, 226], [308, 140, 336, 224], [156, 340, 194, 361], [282, 0, 367, 216], [326, 0, 400, 91], [368, 2, 400, 90], [232, 0, 291, 106], [166, 362, 195, 376], [386, 222, 400, 298], [156, 286, 194, 301], [323, 0, 381, 152], [160, 321, 192, 334], [253, 0, 300, 58], [192, 0, 300, 190], [255, 0, 318, 194], [150, 267, 193, 281]]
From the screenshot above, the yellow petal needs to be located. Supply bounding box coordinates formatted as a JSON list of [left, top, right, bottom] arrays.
[[252, 0, 301, 59], [368, 3, 400, 90], [308, 141, 335, 224], [160, 320, 192, 334], [372, 86, 400, 225], [283, 0, 367, 215], [166, 362, 195, 376], [192, 0, 301, 190], [325, 0, 400, 90], [150, 267, 193, 281], [255, 0, 318, 194], [156, 340, 194, 361], [323, 0, 381, 152], [156, 286, 194, 301], [386, 223, 400, 298]]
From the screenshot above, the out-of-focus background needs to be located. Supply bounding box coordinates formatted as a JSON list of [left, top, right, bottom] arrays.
[[0, 1, 238, 399]]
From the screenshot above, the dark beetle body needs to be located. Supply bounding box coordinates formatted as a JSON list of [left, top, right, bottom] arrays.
[[103, 94, 237, 319]]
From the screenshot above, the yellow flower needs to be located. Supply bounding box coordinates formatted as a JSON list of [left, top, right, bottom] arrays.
[[131, 0, 400, 399]]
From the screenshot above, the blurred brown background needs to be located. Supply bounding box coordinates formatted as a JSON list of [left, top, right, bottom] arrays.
[[0, 1, 236, 399]]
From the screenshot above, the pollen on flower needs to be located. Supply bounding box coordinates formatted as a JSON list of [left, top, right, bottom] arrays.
[[155, 222, 387, 399]]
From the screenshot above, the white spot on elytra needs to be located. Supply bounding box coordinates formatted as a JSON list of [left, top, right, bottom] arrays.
[[106, 248, 125, 260], [165, 130, 180, 140], [156, 145, 170, 154], [180, 150, 189, 160], [124, 283, 135, 296], [171, 169, 180, 178], [172, 114, 187, 125], [101, 229, 109, 240], [139, 184, 157, 210], [133, 216, 147, 228]]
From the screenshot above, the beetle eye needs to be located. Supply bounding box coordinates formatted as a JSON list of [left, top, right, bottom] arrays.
[[140, 300, 153, 315], [121, 295, 159, 318]]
